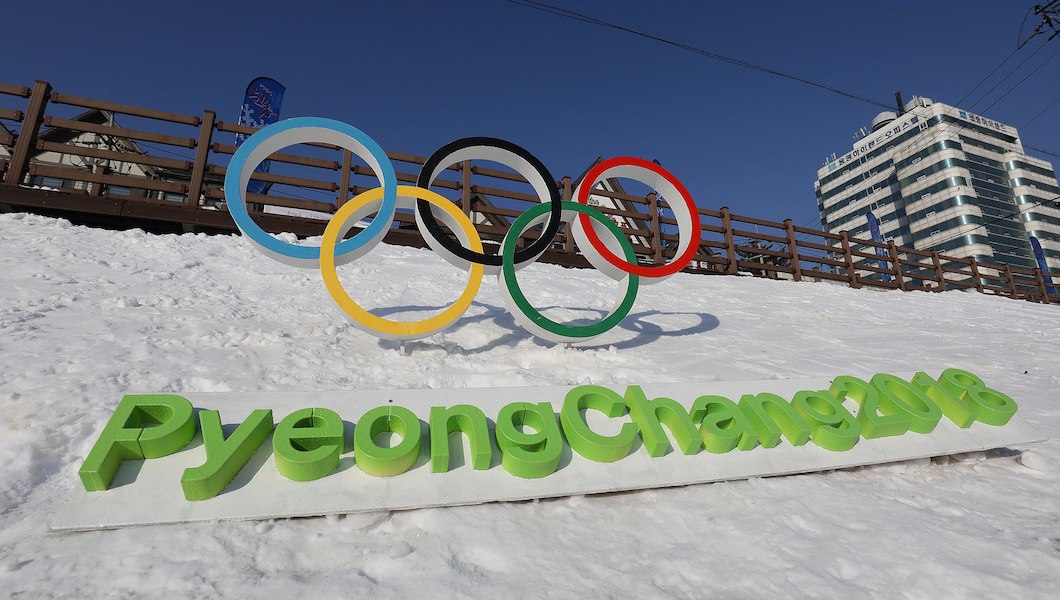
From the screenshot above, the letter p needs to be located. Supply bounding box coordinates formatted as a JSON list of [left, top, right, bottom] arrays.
[[79, 394, 197, 492]]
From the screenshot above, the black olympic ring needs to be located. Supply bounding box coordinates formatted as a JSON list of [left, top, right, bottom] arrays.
[[415, 137, 564, 268]]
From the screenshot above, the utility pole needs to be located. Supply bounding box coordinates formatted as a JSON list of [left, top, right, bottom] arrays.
[[1020, 1, 1060, 47]]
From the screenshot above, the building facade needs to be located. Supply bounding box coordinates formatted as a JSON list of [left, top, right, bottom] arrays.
[[814, 95, 1060, 273]]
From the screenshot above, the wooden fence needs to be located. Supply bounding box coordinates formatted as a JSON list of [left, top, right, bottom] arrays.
[[1, 79, 1057, 306]]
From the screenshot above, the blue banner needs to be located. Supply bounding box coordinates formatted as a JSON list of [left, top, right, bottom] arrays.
[[235, 77, 286, 195], [866, 212, 892, 283], [1030, 236, 1055, 294]]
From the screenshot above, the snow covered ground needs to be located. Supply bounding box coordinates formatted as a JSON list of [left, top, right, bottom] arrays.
[[0, 211, 1057, 598]]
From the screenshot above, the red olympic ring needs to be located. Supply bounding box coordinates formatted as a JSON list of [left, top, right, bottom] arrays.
[[575, 157, 702, 278]]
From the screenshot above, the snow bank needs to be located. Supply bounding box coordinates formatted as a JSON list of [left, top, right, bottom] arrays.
[[0, 212, 1057, 597]]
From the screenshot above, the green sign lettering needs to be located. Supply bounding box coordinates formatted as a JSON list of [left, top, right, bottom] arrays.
[[77, 370, 1021, 496]]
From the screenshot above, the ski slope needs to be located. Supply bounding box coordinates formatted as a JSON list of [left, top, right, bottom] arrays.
[[0, 212, 1057, 598]]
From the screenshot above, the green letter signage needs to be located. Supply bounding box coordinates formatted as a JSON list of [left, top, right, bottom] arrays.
[[496, 402, 564, 479], [560, 385, 638, 462], [272, 408, 344, 482], [354, 406, 422, 477], [79, 394, 196, 491], [181, 409, 274, 501]]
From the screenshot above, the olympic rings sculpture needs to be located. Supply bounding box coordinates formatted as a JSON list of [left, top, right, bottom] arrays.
[[224, 117, 702, 345]]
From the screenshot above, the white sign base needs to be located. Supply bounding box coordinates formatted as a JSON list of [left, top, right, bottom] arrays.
[[52, 373, 1044, 531]]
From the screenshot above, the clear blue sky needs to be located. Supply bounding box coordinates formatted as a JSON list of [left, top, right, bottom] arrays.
[[6, 0, 1059, 230]]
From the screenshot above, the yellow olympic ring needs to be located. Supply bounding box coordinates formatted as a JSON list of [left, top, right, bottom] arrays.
[[320, 185, 485, 340]]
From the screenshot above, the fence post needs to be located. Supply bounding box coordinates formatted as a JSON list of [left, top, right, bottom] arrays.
[[186, 109, 215, 210], [90, 163, 106, 197], [561, 176, 574, 254], [1035, 268, 1050, 304], [336, 150, 353, 209], [784, 219, 802, 282], [840, 231, 860, 289], [931, 251, 946, 292], [4, 80, 51, 187], [968, 257, 984, 292], [648, 192, 663, 265], [888, 241, 906, 291], [1003, 264, 1017, 298], [720, 206, 738, 274], [460, 160, 472, 215]]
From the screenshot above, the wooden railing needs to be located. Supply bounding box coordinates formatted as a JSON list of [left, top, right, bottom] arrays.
[[1, 79, 1057, 306]]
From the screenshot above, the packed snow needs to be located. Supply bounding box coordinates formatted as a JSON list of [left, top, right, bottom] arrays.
[[0, 211, 1057, 598]]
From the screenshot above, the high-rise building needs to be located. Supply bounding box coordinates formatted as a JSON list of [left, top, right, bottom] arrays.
[[814, 95, 1060, 275]]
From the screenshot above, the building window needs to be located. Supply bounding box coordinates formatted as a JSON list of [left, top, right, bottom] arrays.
[[30, 176, 67, 189]]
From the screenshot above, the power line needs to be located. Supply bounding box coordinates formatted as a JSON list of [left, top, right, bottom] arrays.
[[543, 0, 1060, 270], [1019, 0, 1060, 48], [848, 28, 1035, 175], [979, 44, 1060, 115], [1020, 95, 1060, 128], [502, 0, 895, 111], [1024, 143, 1060, 159], [825, 21, 1058, 218], [1007, 78, 1060, 120], [871, 16, 1060, 163], [1019, 5, 1038, 48], [884, 36, 1036, 170], [956, 46, 1023, 109], [501, 0, 1060, 268], [819, 30, 1060, 261], [269, 188, 337, 206], [505, 0, 1060, 207], [964, 42, 1046, 109], [136, 137, 343, 209], [506, 0, 1060, 163], [794, 213, 834, 243], [904, 43, 1060, 162], [860, 0, 1029, 42], [796, 215, 821, 231], [136, 140, 195, 161], [139, 137, 345, 205]]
